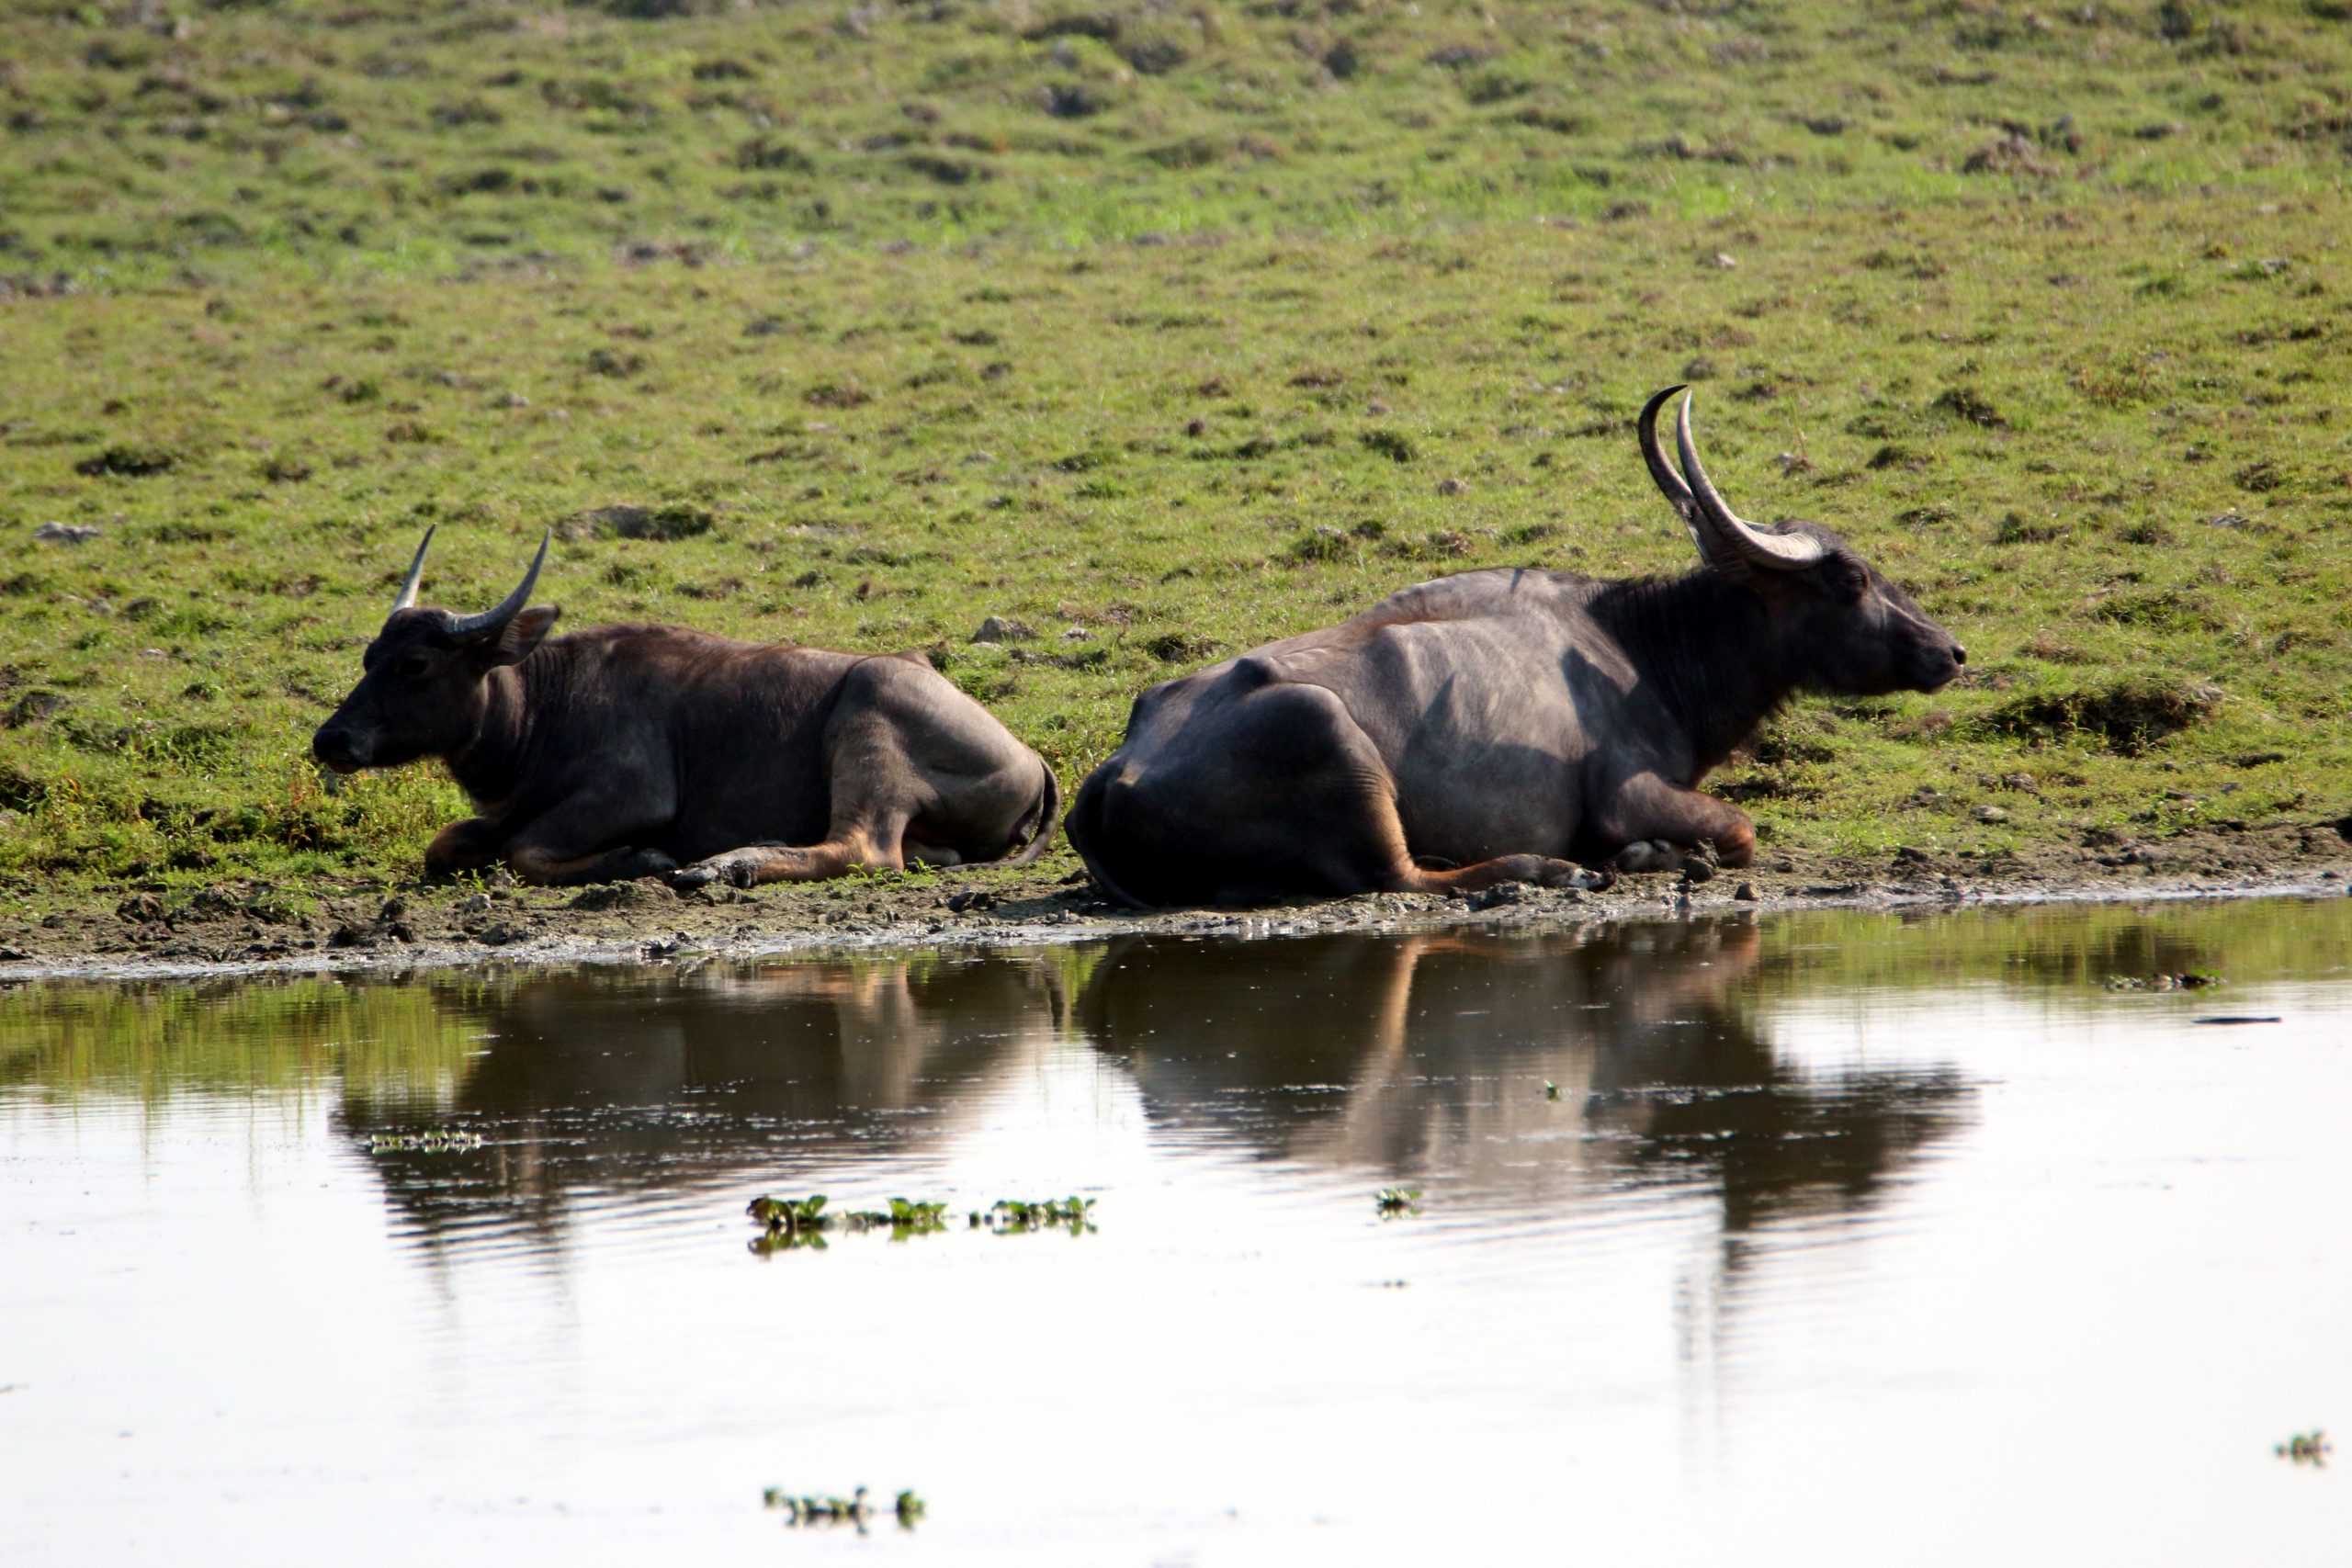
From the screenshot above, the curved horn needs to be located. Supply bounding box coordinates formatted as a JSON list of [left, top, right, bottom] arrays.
[[1637, 385, 1697, 520], [445, 529, 551, 640], [388, 525, 435, 615], [1675, 391, 1826, 571]]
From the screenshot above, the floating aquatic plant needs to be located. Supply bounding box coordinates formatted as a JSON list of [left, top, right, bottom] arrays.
[[2276, 1430, 2331, 1466], [747, 1193, 1003, 1255], [1374, 1187, 1423, 1216], [761, 1484, 926, 1531], [365, 1129, 482, 1153], [973, 1197, 1097, 1235], [2104, 970, 2224, 991]]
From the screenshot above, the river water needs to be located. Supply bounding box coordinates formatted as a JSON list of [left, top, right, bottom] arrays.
[[4, 897, 2346, 1564]]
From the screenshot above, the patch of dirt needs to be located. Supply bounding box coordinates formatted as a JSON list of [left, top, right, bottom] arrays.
[[2, 824, 2347, 980]]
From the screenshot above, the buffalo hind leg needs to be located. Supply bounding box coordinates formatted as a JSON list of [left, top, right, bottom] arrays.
[[672, 820, 904, 890], [1594, 773, 1756, 875], [1408, 854, 1597, 896], [1169, 681, 1593, 900]]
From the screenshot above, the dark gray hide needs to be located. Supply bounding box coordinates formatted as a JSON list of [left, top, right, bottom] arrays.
[[312, 529, 1057, 886], [1064, 388, 1965, 908]]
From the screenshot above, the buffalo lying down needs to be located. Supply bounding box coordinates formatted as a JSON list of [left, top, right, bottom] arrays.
[[312, 531, 1058, 888], [1066, 387, 1965, 908]]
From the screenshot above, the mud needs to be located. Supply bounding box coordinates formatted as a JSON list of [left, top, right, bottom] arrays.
[[2, 822, 2346, 981]]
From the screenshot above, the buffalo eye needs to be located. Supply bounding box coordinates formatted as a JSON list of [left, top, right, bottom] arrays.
[[395, 652, 434, 679], [1822, 557, 1869, 604]]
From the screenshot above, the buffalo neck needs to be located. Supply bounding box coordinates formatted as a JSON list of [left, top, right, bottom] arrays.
[[1587, 570, 1798, 775], [442, 654, 558, 807]]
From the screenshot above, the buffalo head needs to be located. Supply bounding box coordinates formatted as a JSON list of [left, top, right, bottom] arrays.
[[311, 529, 560, 774], [1639, 386, 1966, 696]]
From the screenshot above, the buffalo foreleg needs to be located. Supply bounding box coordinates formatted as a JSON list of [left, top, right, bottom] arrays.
[[1592, 773, 1756, 874], [496, 783, 678, 886], [424, 817, 505, 877]]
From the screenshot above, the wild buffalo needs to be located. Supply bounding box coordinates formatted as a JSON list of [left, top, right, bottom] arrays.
[[311, 530, 1058, 887], [1065, 387, 1965, 907]]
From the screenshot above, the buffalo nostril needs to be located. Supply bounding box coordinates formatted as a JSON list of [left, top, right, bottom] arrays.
[[1951, 646, 1967, 665]]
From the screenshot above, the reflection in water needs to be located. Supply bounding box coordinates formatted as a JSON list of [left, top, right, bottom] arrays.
[[7, 897, 2352, 1563], [332, 921, 1971, 1265], [344, 956, 1072, 1255], [1080, 920, 1971, 1234]]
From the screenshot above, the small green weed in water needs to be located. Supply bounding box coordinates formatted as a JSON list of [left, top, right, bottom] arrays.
[[1374, 1187, 1423, 1217], [748, 1193, 1001, 1254], [366, 1129, 482, 1153], [1543, 1081, 1562, 1101], [2275, 1431, 2331, 1467], [762, 1484, 926, 1531], [2105, 970, 2225, 991], [973, 1197, 1097, 1235]]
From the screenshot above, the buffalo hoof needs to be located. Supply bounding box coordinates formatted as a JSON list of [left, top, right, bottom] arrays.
[[673, 851, 763, 891], [1609, 839, 1682, 874]]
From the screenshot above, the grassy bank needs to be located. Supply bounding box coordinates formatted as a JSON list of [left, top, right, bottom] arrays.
[[2, 0, 2349, 916]]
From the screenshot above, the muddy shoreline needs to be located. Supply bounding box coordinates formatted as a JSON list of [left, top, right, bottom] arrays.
[[3, 823, 2346, 983]]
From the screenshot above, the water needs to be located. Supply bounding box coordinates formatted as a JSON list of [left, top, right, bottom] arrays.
[[4, 898, 2347, 1564]]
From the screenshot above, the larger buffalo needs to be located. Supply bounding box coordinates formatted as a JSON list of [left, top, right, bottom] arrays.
[[1066, 387, 1965, 907], [311, 530, 1058, 887]]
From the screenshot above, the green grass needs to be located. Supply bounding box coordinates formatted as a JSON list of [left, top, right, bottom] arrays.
[[2, 0, 2349, 908]]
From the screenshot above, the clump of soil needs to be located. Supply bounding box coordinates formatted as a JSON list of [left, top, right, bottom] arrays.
[[565, 503, 716, 542], [1989, 677, 2220, 754]]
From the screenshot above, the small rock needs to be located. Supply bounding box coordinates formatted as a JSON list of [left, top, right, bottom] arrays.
[[460, 893, 492, 915], [33, 522, 101, 544], [971, 615, 1035, 644], [1703, 252, 1737, 269], [476, 920, 529, 946], [1436, 477, 1468, 496], [1060, 626, 1091, 641], [1973, 804, 2010, 823], [1680, 859, 1716, 886], [1733, 881, 1758, 902]]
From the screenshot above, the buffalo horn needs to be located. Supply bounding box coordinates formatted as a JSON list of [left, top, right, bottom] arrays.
[[388, 525, 435, 615], [445, 529, 551, 640], [1674, 390, 1826, 571], [1637, 385, 1699, 521]]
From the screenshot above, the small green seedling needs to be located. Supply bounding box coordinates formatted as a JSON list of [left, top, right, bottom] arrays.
[[1543, 1081, 1561, 1101], [2276, 1430, 2331, 1466], [1374, 1187, 1422, 1216]]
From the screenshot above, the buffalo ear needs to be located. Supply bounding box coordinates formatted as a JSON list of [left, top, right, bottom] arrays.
[[482, 604, 559, 667]]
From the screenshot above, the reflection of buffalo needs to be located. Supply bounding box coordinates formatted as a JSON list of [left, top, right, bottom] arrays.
[[1077, 919, 1972, 1233], [340, 957, 1068, 1250]]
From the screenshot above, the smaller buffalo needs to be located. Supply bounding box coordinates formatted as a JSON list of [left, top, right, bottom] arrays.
[[1066, 387, 1966, 907], [312, 530, 1058, 888]]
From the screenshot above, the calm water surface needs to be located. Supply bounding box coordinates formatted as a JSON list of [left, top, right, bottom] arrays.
[[5, 899, 2348, 1564]]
